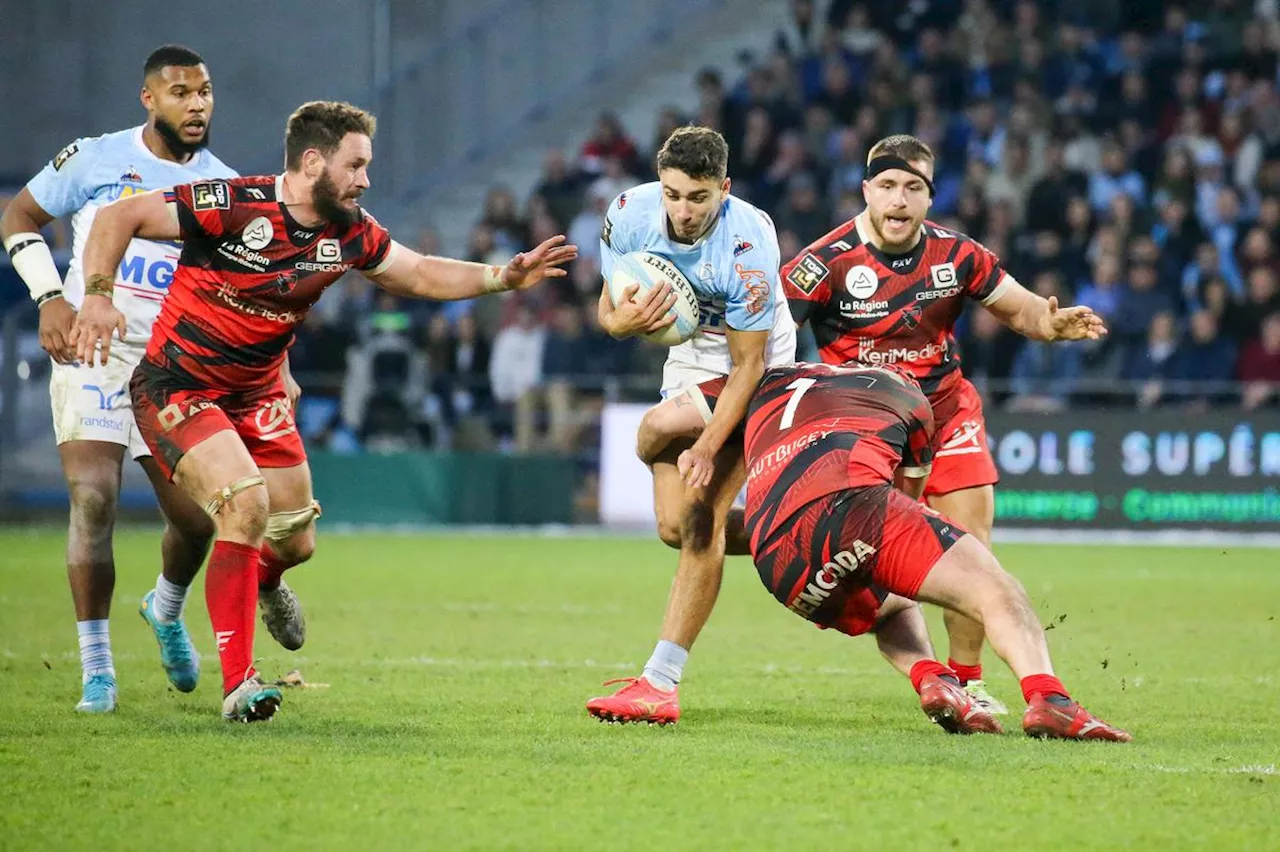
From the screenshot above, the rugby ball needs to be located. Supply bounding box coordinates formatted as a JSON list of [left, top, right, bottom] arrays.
[[607, 251, 701, 346]]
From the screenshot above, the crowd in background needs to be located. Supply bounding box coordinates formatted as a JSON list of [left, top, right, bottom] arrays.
[[7, 1, 1280, 461]]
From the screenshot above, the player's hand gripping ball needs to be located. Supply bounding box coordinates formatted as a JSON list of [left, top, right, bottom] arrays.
[[607, 251, 701, 346]]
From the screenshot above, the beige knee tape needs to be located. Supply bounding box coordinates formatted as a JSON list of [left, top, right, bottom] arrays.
[[265, 500, 322, 542], [204, 475, 267, 517]]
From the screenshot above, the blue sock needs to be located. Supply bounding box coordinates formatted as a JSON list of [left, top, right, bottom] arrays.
[[642, 640, 688, 691], [76, 620, 114, 683]]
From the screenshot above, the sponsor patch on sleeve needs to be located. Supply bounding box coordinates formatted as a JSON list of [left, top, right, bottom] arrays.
[[785, 253, 829, 295], [52, 142, 80, 171], [601, 215, 613, 248], [191, 181, 231, 211]]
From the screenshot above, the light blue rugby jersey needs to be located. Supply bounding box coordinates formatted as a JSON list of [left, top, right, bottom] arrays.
[[26, 125, 236, 349], [599, 182, 797, 375]]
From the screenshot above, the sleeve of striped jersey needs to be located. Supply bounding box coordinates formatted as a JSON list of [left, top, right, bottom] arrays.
[[898, 399, 935, 477], [356, 213, 394, 272], [965, 240, 1013, 305], [25, 137, 97, 218], [166, 181, 230, 240], [599, 194, 634, 284], [780, 250, 832, 325], [724, 218, 779, 332]]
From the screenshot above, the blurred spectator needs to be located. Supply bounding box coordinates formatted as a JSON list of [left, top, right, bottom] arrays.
[[517, 302, 592, 454], [1224, 267, 1280, 342], [1114, 262, 1176, 344], [1024, 141, 1086, 234], [1170, 309, 1238, 408], [1008, 272, 1082, 411], [489, 302, 546, 416], [1122, 312, 1180, 409], [533, 148, 587, 230], [580, 111, 639, 175], [774, 172, 829, 243], [479, 186, 528, 255], [1238, 312, 1280, 409], [423, 312, 492, 448], [1089, 143, 1146, 213]]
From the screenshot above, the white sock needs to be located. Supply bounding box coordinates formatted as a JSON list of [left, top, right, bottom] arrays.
[[642, 640, 688, 692], [152, 573, 189, 623], [76, 620, 114, 683]]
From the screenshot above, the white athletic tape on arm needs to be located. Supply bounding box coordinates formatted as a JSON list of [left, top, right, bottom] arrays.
[[4, 232, 63, 302]]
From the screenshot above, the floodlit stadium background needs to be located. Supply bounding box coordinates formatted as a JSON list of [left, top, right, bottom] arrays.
[[2, 0, 1279, 533]]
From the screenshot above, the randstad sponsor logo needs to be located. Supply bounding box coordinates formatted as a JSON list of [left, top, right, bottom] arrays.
[[81, 415, 125, 431]]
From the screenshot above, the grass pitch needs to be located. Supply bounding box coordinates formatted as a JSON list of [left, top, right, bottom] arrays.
[[1, 530, 1277, 850]]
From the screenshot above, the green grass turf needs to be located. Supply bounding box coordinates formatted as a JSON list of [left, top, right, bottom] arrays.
[[0, 530, 1276, 850]]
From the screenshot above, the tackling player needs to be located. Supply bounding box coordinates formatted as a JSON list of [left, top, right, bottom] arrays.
[[71, 100, 578, 721], [0, 46, 236, 713], [585, 127, 796, 725], [780, 135, 1106, 714], [735, 360, 1129, 741]]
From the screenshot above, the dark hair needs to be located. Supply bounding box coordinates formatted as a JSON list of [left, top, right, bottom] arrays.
[[867, 134, 935, 167], [656, 126, 729, 181], [143, 45, 205, 79], [284, 101, 377, 169]]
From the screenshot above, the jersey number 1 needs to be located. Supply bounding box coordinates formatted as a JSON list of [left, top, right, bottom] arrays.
[[779, 378, 816, 430]]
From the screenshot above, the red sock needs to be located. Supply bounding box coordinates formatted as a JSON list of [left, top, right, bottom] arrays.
[[909, 660, 955, 694], [948, 659, 983, 686], [1020, 674, 1070, 703], [258, 544, 291, 591], [205, 540, 261, 695]]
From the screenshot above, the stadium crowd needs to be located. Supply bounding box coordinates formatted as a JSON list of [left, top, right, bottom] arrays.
[[8, 2, 1273, 456], [282, 0, 1280, 456]]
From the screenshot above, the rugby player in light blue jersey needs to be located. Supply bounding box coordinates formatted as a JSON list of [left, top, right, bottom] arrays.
[[587, 127, 797, 724], [1, 45, 240, 713]]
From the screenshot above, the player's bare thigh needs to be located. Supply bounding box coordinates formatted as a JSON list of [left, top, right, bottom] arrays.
[[258, 463, 318, 564], [927, 484, 994, 547], [172, 429, 268, 544], [636, 391, 708, 465]]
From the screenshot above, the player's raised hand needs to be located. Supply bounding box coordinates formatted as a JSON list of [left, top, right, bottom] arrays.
[[501, 235, 579, 291], [37, 297, 78, 364], [601, 281, 677, 339], [69, 292, 126, 367], [1046, 296, 1108, 341], [677, 445, 716, 489]]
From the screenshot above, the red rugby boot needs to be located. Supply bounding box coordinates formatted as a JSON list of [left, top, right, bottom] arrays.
[[586, 677, 680, 726], [1023, 694, 1132, 742], [918, 673, 1004, 735]]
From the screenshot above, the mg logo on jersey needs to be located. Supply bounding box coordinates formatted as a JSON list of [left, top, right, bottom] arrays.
[[930, 262, 956, 288], [316, 238, 341, 262], [698, 261, 715, 282], [255, 398, 296, 441], [81, 384, 126, 411], [118, 253, 177, 289]]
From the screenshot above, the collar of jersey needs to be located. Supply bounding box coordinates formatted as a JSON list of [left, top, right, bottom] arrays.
[[854, 213, 928, 273], [656, 197, 729, 252], [131, 125, 206, 169]]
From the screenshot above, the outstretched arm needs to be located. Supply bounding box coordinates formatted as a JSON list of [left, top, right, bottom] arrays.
[[983, 277, 1107, 342], [368, 236, 577, 300]]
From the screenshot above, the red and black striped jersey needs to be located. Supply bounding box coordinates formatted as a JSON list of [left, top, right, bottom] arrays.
[[146, 175, 393, 390], [744, 361, 935, 549], [780, 216, 1011, 398]]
